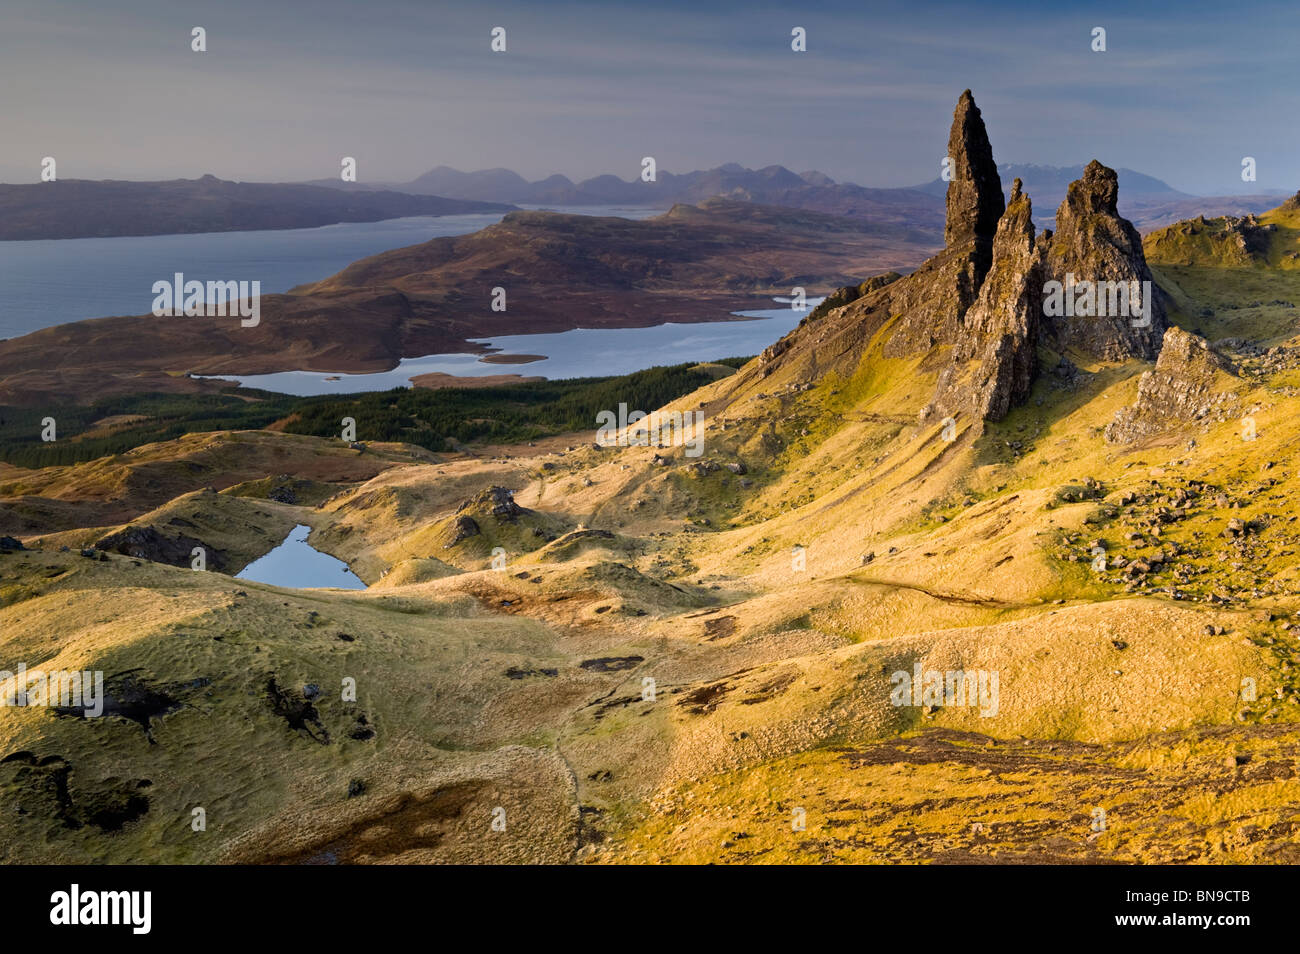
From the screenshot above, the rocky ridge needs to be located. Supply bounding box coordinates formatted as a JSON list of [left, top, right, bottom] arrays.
[[769, 90, 1171, 429]]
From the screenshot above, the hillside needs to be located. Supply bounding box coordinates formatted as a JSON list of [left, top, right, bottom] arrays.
[[1145, 192, 1300, 268], [0, 176, 512, 241], [3, 91, 1300, 865]]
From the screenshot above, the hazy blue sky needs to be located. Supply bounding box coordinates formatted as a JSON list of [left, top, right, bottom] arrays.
[[3, 0, 1296, 194]]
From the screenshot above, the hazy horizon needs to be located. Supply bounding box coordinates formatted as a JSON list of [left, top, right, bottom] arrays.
[[4, 0, 1297, 195], [6, 160, 1295, 201]]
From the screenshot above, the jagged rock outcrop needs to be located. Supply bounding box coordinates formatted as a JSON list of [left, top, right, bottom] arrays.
[[884, 91, 1003, 357], [927, 160, 1166, 423], [1104, 327, 1239, 444], [880, 246, 988, 356], [95, 525, 224, 569], [931, 179, 1042, 421], [1040, 160, 1166, 359], [457, 486, 526, 522]]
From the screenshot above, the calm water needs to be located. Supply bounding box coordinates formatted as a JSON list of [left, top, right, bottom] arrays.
[[200, 303, 818, 395], [0, 206, 659, 340], [236, 524, 366, 590]]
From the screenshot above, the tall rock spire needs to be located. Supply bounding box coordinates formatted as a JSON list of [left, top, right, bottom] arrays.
[[882, 91, 1004, 359], [944, 90, 1005, 247]]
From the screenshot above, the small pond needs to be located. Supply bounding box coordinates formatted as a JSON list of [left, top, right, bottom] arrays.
[[236, 524, 366, 590]]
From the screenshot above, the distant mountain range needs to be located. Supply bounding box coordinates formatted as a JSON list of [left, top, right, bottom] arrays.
[[311, 162, 1289, 234], [0, 176, 512, 241], [391, 161, 1179, 205], [2, 163, 1286, 244], [311, 163, 946, 238]]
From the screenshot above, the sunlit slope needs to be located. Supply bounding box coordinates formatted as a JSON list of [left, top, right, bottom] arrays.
[[1145, 192, 1300, 270]]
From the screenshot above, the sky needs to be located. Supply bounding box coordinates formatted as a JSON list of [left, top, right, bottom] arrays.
[[3, 0, 1297, 195]]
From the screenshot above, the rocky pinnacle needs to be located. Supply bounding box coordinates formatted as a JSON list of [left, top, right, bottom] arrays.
[[1043, 159, 1167, 359], [944, 90, 1005, 247]]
